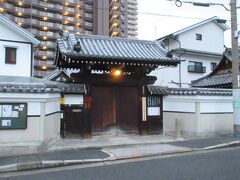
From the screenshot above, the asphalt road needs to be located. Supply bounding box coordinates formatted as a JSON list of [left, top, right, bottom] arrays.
[[2, 147, 240, 180]]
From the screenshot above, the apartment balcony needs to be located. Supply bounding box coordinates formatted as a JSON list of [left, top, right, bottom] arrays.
[[84, 4, 93, 13], [34, 69, 54, 78], [42, 41, 56, 49], [84, 0, 94, 5], [110, 27, 121, 33], [84, 21, 93, 29], [35, 50, 55, 59], [110, 1, 121, 8], [63, 16, 76, 23], [84, 12, 93, 21], [64, 0, 84, 6], [34, 60, 56, 69], [110, 10, 121, 15], [28, 20, 63, 31], [110, 18, 121, 25], [84, 30, 93, 35], [127, 3, 138, 10], [63, 7, 75, 13], [127, 10, 138, 15]]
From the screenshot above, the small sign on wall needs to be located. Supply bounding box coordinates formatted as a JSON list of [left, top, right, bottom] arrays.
[[2, 120, 11, 127], [142, 97, 147, 121], [148, 107, 160, 116]]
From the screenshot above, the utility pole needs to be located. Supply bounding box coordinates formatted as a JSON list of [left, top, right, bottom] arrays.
[[231, 0, 240, 136]]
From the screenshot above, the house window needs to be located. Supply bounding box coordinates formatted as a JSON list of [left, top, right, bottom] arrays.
[[188, 61, 206, 73], [211, 62, 217, 71], [5, 47, 17, 64], [196, 33, 202, 41]]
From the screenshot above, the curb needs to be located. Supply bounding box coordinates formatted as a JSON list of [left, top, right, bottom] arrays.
[[203, 140, 240, 150]]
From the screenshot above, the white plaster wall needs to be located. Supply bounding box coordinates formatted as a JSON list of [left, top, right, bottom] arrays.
[[163, 112, 196, 137], [0, 40, 32, 77], [168, 38, 180, 50], [198, 114, 233, 137], [163, 95, 233, 138], [64, 94, 83, 105], [28, 102, 41, 116], [163, 96, 196, 112], [45, 99, 60, 115], [44, 113, 60, 143], [0, 117, 40, 143], [200, 102, 233, 113], [178, 22, 224, 54]]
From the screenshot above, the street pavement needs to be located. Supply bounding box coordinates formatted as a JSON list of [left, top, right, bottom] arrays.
[[2, 146, 240, 180], [0, 135, 240, 174]]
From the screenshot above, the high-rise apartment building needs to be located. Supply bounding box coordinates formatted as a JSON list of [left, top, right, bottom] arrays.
[[0, 0, 138, 77]]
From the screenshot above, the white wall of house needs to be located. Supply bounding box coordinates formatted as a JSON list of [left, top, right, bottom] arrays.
[[172, 22, 225, 54], [151, 53, 221, 88], [163, 95, 233, 138], [0, 23, 32, 77], [0, 93, 61, 156]]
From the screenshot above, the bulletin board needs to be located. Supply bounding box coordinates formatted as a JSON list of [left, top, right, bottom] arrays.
[[0, 103, 27, 129]]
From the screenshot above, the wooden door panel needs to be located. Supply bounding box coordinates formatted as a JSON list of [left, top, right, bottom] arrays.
[[117, 87, 139, 131], [92, 86, 115, 132]]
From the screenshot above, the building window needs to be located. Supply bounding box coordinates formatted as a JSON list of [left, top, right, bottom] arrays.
[[5, 47, 17, 64], [211, 62, 217, 71], [188, 61, 206, 73], [196, 33, 202, 41]]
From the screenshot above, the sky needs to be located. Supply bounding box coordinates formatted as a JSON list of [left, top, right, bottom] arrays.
[[138, 0, 234, 47]]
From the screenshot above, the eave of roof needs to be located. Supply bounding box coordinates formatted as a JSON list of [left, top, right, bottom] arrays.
[[0, 15, 41, 46], [170, 48, 222, 58]]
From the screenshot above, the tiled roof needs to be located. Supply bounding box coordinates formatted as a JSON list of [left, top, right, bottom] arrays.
[[0, 76, 85, 94], [0, 76, 59, 93], [148, 85, 168, 95], [191, 73, 232, 88], [149, 86, 232, 96], [55, 33, 179, 66]]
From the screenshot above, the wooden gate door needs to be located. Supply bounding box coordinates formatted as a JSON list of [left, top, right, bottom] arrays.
[[92, 86, 115, 132], [91, 86, 139, 134], [117, 87, 139, 133]]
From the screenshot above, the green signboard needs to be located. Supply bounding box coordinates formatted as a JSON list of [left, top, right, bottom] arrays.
[[0, 103, 27, 130]]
